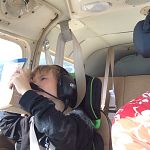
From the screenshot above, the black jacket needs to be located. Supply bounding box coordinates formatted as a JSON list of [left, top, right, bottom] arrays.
[[0, 90, 103, 150]]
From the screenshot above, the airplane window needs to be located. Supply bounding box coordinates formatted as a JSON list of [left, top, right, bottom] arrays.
[[0, 39, 22, 109], [0, 65, 3, 81], [39, 52, 75, 73], [0, 39, 22, 81], [63, 60, 74, 73], [39, 51, 47, 65]]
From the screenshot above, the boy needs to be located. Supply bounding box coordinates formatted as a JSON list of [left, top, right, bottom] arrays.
[[0, 65, 104, 150]]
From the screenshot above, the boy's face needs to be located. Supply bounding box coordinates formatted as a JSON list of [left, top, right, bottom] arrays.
[[31, 70, 57, 98]]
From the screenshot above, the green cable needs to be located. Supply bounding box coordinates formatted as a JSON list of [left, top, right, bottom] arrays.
[[90, 78, 98, 119], [90, 78, 101, 129], [70, 75, 101, 128]]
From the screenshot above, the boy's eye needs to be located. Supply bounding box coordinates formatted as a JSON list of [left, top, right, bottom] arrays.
[[41, 77, 46, 81]]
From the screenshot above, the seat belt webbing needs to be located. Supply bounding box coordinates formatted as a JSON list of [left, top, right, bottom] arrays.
[[45, 50, 53, 65], [101, 48, 111, 110], [30, 117, 40, 150], [72, 32, 86, 107], [109, 48, 116, 112], [54, 33, 65, 66], [54, 24, 86, 107], [101, 47, 116, 110], [43, 40, 53, 65], [30, 117, 54, 150]]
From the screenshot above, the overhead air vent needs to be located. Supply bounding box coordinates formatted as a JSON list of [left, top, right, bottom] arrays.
[[125, 0, 150, 6], [81, 1, 112, 12], [68, 0, 112, 18], [0, 0, 40, 18]]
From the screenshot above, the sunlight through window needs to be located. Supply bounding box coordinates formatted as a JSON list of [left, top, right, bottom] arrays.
[[0, 38, 22, 109]]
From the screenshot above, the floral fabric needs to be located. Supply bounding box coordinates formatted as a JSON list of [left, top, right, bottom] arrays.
[[112, 90, 150, 150]]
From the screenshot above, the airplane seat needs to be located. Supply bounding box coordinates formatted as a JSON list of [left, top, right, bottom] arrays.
[[133, 10, 150, 58], [80, 75, 112, 150], [97, 110, 112, 150], [0, 133, 15, 150]]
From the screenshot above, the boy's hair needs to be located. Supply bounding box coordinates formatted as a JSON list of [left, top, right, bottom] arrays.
[[30, 65, 66, 81]]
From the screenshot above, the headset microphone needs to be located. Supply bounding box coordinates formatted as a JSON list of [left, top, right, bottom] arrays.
[[30, 82, 58, 99]]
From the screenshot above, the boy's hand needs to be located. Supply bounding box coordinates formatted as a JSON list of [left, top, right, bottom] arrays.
[[9, 68, 32, 95]]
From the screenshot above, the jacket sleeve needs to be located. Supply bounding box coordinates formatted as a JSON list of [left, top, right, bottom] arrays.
[[0, 111, 30, 142], [19, 90, 93, 150]]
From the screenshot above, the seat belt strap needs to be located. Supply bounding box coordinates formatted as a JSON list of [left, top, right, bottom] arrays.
[[54, 21, 86, 107], [101, 48, 111, 110], [30, 117, 40, 150], [43, 40, 53, 65], [101, 47, 114, 110], [54, 33, 65, 66], [72, 32, 86, 107], [109, 48, 116, 112], [30, 117, 54, 150]]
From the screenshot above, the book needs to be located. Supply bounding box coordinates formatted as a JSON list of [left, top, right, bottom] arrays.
[[0, 58, 28, 114]]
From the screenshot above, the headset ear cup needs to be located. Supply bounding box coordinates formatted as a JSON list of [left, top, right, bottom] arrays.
[[57, 74, 77, 108]]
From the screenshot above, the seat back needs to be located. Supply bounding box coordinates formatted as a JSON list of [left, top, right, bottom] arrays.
[[133, 11, 150, 58], [80, 75, 102, 124], [80, 75, 112, 150], [100, 75, 150, 110], [97, 110, 112, 150]]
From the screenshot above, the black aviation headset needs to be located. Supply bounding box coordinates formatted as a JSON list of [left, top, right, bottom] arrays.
[[30, 65, 77, 111]]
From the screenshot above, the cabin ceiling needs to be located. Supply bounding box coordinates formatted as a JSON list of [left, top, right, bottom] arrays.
[[0, 0, 69, 40], [0, 0, 150, 75], [46, 0, 150, 61]]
